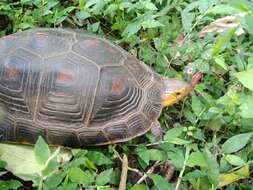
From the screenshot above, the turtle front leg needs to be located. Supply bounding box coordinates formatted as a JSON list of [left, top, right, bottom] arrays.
[[150, 121, 162, 141]]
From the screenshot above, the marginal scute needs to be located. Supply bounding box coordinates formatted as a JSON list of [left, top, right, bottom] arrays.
[[47, 130, 80, 147], [79, 130, 108, 146], [126, 113, 151, 137], [0, 116, 15, 142], [104, 123, 128, 142], [73, 36, 124, 66], [16, 121, 46, 144], [37, 53, 99, 127]]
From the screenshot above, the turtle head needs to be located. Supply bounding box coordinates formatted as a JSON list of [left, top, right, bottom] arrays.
[[161, 71, 203, 107]]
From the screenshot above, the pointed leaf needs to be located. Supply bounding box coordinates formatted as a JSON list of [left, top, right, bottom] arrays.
[[34, 136, 51, 165], [187, 151, 207, 167], [68, 167, 93, 186], [234, 69, 253, 91], [225, 155, 245, 166], [221, 132, 253, 153], [164, 127, 183, 142], [129, 184, 148, 190], [148, 174, 172, 190], [0, 143, 42, 181], [211, 28, 236, 56], [86, 151, 112, 166], [96, 168, 113, 186]]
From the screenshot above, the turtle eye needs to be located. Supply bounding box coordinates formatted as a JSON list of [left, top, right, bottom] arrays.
[[175, 92, 181, 96]]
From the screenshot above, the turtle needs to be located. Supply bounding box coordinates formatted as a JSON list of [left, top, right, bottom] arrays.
[[0, 28, 201, 147]]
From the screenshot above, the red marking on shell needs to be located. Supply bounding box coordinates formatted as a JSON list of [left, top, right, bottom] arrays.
[[5, 67, 18, 78], [84, 39, 100, 48], [36, 32, 47, 36], [111, 79, 124, 93], [56, 69, 74, 82]]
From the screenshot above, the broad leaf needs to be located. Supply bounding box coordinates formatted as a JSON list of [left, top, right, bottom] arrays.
[[211, 28, 236, 56], [164, 127, 183, 142], [187, 151, 207, 167], [34, 136, 51, 165], [129, 184, 148, 190], [225, 155, 245, 166], [204, 149, 219, 187], [222, 132, 253, 153], [86, 151, 112, 166], [96, 168, 113, 186], [68, 167, 93, 186], [148, 174, 172, 190], [234, 69, 253, 91], [0, 143, 42, 181]]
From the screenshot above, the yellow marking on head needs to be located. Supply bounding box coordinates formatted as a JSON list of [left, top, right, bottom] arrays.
[[161, 87, 191, 107]]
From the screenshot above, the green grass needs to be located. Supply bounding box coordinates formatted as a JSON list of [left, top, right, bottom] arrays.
[[0, 0, 253, 189]]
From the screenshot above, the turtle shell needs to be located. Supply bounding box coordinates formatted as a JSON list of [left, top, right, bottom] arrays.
[[0, 28, 164, 146]]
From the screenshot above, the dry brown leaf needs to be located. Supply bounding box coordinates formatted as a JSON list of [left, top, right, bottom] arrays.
[[199, 15, 245, 37]]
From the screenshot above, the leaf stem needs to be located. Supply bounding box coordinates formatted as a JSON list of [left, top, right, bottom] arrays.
[[38, 176, 43, 190], [175, 146, 190, 190]]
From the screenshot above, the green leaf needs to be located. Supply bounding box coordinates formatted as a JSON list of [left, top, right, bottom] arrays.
[[241, 15, 253, 36], [143, 1, 157, 10], [222, 132, 253, 154], [142, 19, 164, 29], [148, 149, 166, 161], [234, 69, 253, 91], [75, 11, 90, 20], [148, 174, 172, 190], [225, 155, 245, 166], [86, 151, 112, 166], [129, 184, 148, 190], [0, 160, 6, 168], [160, 144, 184, 169], [0, 180, 22, 190], [122, 22, 142, 37], [96, 168, 113, 186], [136, 146, 150, 165], [240, 96, 253, 118], [211, 28, 236, 56], [231, 2, 252, 14], [79, 0, 85, 10], [204, 149, 219, 187], [34, 136, 51, 165], [0, 143, 43, 181], [214, 56, 228, 71], [187, 151, 207, 167], [170, 138, 191, 145], [164, 127, 183, 142], [68, 167, 93, 186], [182, 170, 207, 181], [207, 4, 242, 15], [191, 94, 205, 117], [44, 171, 66, 190]]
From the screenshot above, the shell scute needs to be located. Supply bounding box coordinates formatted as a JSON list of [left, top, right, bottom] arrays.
[[36, 53, 99, 127], [73, 36, 125, 66]]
